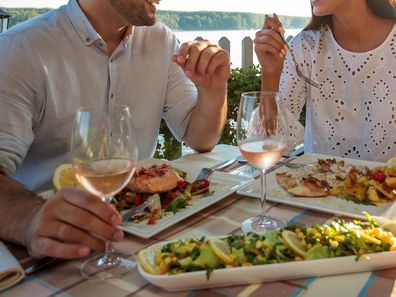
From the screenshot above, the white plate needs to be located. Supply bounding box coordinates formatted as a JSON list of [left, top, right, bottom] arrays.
[[120, 158, 253, 238], [138, 238, 396, 291], [237, 153, 396, 221]]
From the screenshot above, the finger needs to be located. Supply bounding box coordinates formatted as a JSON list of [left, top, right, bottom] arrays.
[[272, 13, 284, 29], [30, 237, 90, 259], [205, 50, 229, 75], [254, 32, 285, 53], [184, 40, 211, 76], [59, 187, 122, 226], [173, 41, 193, 67], [255, 43, 285, 59], [263, 15, 284, 35], [50, 200, 123, 242], [196, 45, 221, 75], [42, 220, 108, 252]]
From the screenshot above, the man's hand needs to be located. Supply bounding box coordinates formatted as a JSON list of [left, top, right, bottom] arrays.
[[25, 187, 123, 259], [171, 40, 230, 90]]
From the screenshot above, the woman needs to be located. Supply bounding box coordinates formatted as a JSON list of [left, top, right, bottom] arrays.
[[254, 0, 396, 161]]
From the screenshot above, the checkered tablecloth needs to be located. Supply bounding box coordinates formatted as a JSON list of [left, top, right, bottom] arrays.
[[3, 145, 396, 297]]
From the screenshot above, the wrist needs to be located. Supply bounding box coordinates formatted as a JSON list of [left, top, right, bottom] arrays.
[[198, 84, 227, 104], [22, 201, 43, 248]]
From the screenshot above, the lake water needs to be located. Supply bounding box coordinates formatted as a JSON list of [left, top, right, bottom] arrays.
[[173, 28, 303, 68]]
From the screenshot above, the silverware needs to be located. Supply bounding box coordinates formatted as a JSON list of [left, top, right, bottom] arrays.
[[24, 257, 60, 275], [265, 156, 297, 174], [283, 37, 319, 88], [284, 162, 315, 169], [195, 159, 236, 181], [264, 15, 319, 88], [121, 199, 154, 221]]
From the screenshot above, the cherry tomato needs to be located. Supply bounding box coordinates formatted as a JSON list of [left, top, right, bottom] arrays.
[[132, 194, 143, 206], [177, 180, 186, 188], [372, 169, 386, 183]]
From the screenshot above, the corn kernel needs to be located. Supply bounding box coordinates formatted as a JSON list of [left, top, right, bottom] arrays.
[[164, 257, 171, 265], [256, 240, 262, 249], [329, 240, 339, 248]]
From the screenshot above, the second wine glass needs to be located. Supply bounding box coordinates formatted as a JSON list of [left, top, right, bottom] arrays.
[[71, 104, 138, 280], [237, 91, 287, 233]]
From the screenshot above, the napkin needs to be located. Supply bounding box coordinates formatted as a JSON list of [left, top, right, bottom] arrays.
[[0, 241, 25, 291]]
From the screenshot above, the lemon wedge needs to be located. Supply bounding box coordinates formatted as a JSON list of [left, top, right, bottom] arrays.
[[52, 163, 81, 192], [387, 156, 396, 168], [281, 229, 307, 258], [137, 247, 160, 274], [208, 238, 234, 264], [381, 221, 396, 237]]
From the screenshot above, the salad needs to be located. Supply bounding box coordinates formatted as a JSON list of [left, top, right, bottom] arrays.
[[137, 213, 396, 278]]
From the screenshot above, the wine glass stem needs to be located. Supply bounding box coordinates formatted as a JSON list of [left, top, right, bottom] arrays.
[[259, 169, 267, 218], [102, 195, 114, 256]]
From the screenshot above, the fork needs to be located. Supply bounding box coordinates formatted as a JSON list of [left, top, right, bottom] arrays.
[[282, 37, 320, 88], [195, 159, 236, 181], [264, 15, 319, 88]]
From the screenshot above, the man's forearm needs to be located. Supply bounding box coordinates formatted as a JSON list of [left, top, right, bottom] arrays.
[[0, 173, 43, 246], [183, 86, 228, 152]]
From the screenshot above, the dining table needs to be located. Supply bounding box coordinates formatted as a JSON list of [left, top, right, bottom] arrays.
[[3, 144, 396, 297]]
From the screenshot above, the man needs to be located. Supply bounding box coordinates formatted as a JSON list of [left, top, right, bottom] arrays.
[[0, 0, 229, 259]]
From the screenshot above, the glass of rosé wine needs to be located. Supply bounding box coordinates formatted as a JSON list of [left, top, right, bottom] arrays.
[[71, 104, 137, 280], [237, 91, 288, 233]]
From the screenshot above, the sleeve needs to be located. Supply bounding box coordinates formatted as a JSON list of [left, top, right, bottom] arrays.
[[278, 36, 308, 149], [161, 29, 198, 141], [0, 35, 42, 176]]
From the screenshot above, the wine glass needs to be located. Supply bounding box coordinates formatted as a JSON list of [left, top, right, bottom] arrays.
[[71, 104, 138, 280], [237, 91, 288, 233]]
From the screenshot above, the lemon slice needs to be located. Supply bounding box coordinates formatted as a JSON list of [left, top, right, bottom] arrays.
[[208, 238, 233, 264], [52, 163, 81, 192], [381, 221, 396, 237], [387, 156, 396, 168], [281, 229, 307, 258], [137, 247, 160, 274]]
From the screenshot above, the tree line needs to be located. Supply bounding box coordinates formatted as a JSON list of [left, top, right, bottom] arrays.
[[3, 7, 310, 30]]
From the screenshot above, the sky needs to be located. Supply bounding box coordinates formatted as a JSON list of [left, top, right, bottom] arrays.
[[0, 0, 312, 16]]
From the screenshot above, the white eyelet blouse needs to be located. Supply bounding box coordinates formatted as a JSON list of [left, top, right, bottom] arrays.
[[279, 24, 396, 162]]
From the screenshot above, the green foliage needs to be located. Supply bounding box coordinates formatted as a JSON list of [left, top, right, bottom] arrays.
[[221, 65, 262, 145], [3, 7, 309, 31], [2, 8, 51, 27]]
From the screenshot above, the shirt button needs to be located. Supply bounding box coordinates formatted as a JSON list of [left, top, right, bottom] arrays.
[[111, 93, 114, 99], [110, 58, 114, 63], [85, 37, 91, 43]]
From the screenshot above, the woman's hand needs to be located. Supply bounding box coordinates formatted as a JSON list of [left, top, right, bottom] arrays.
[[25, 187, 124, 259], [254, 14, 288, 78]]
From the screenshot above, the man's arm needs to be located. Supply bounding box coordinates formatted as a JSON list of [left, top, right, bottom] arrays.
[[0, 172, 43, 245], [171, 40, 230, 152]]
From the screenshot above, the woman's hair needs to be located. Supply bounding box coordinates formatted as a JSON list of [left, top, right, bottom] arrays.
[[304, 0, 396, 31]]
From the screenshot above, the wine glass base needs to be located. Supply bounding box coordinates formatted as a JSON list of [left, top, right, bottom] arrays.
[[241, 215, 286, 234], [80, 252, 136, 281]]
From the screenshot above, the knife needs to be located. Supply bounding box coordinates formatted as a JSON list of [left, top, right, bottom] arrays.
[[266, 156, 297, 174], [121, 198, 154, 221], [24, 257, 61, 275]]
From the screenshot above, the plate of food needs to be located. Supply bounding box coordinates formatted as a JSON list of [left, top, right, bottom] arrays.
[[114, 158, 253, 239], [237, 153, 396, 220], [136, 214, 396, 291]]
